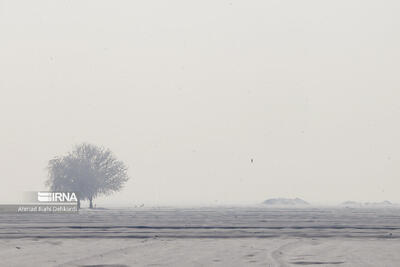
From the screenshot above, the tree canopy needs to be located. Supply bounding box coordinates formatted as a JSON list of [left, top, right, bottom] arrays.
[[46, 143, 129, 208]]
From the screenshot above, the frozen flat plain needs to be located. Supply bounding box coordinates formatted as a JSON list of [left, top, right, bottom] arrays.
[[1, 207, 400, 266]]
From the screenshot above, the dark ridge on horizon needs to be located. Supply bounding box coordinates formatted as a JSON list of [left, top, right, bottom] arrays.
[[262, 198, 309, 206]]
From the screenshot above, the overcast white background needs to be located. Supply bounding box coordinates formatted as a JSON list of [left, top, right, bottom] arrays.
[[1, 0, 399, 206]]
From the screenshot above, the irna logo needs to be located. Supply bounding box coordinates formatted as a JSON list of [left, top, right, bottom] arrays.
[[37, 192, 78, 202]]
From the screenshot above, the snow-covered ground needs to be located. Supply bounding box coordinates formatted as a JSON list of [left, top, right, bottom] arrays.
[[1, 207, 399, 266]]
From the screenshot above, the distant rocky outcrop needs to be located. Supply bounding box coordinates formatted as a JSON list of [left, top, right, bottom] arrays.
[[262, 198, 309, 206]]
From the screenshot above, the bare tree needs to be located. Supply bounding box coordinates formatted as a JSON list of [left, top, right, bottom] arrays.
[[46, 143, 130, 209]]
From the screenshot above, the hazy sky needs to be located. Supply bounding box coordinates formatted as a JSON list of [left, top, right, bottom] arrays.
[[1, 0, 399, 205]]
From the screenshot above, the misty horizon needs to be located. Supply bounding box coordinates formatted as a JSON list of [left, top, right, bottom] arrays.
[[1, 0, 400, 206]]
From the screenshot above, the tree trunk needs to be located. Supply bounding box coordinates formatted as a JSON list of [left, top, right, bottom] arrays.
[[89, 196, 93, 209]]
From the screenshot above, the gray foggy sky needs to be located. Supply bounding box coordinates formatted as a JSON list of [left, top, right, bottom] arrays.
[[1, 0, 399, 205]]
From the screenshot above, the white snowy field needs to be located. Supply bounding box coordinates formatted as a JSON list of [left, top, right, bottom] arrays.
[[1, 207, 400, 266]]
